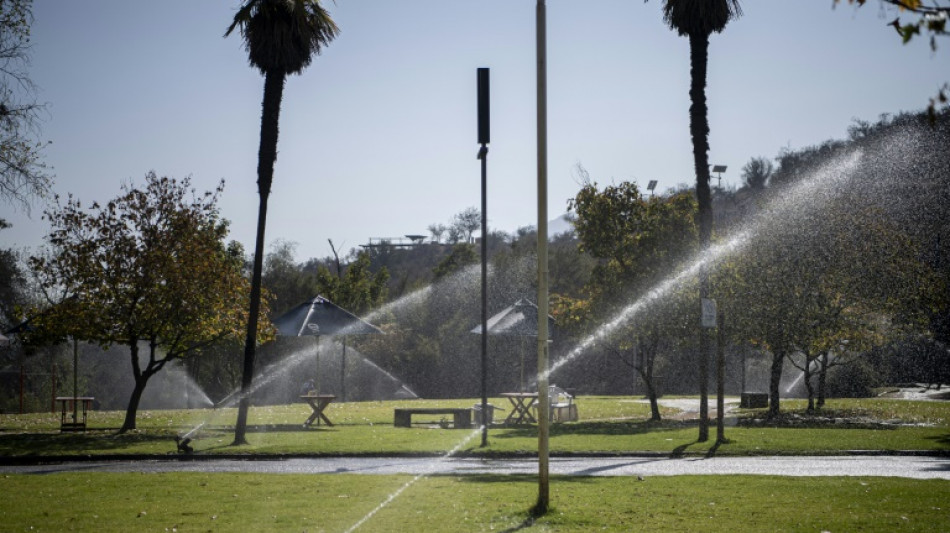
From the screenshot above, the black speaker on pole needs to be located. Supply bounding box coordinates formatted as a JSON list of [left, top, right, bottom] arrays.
[[477, 68, 490, 145]]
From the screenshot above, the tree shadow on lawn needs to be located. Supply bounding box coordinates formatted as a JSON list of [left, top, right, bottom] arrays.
[[241, 423, 330, 433], [492, 419, 697, 439], [0, 422, 336, 456], [0, 429, 177, 455], [923, 432, 950, 447], [450, 474, 608, 532]]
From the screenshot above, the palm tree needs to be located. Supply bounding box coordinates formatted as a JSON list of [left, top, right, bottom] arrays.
[[661, 0, 741, 442], [226, 0, 339, 445]]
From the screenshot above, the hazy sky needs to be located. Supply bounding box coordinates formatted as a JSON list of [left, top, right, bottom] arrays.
[[2, 1, 947, 261]]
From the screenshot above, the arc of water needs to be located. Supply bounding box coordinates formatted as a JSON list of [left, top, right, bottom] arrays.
[[543, 149, 866, 384], [343, 426, 483, 533]]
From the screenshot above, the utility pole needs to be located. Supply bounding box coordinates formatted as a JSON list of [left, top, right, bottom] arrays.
[[534, 0, 550, 515]]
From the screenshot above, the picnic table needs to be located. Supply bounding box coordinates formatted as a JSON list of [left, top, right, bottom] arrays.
[[300, 394, 335, 427], [55, 396, 94, 432], [500, 392, 538, 425]]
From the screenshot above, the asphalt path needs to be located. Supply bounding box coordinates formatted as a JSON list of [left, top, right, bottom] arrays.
[[3, 456, 949, 479]]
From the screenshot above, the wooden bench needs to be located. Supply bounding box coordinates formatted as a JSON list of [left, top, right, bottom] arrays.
[[394, 408, 473, 429]]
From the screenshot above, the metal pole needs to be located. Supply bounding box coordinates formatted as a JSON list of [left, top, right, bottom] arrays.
[[477, 66, 490, 448], [51, 362, 56, 413], [73, 337, 79, 425], [479, 143, 489, 447], [314, 337, 321, 394], [535, 0, 550, 514], [741, 346, 747, 393], [716, 309, 725, 443], [340, 338, 347, 402], [19, 361, 23, 414]]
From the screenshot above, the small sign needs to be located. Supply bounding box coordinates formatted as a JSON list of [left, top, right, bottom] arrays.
[[701, 298, 717, 328]]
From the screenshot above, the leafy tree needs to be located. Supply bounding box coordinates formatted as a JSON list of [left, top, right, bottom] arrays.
[[451, 207, 481, 244], [262, 240, 318, 317], [432, 243, 477, 280], [0, 220, 27, 329], [658, 0, 742, 441], [569, 179, 698, 419], [226, 0, 339, 445], [315, 250, 389, 315], [721, 192, 934, 416], [427, 223, 447, 244], [29, 173, 264, 432], [740, 157, 773, 192], [0, 0, 51, 209]]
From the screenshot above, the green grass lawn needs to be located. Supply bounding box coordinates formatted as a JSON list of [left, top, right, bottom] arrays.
[[1, 472, 947, 532], [2, 396, 949, 532], [1, 396, 948, 457]]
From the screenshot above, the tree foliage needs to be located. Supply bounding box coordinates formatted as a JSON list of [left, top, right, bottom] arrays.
[[740, 157, 773, 192], [315, 250, 388, 315], [569, 178, 698, 413], [0, 0, 51, 209], [836, 0, 949, 120], [722, 111, 947, 415], [0, 220, 27, 329], [262, 239, 318, 317], [28, 172, 266, 432]]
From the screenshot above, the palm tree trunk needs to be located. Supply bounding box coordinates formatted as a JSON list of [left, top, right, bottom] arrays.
[[233, 69, 286, 446], [689, 31, 712, 442]]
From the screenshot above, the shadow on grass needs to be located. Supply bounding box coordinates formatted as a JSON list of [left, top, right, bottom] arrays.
[[241, 423, 333, 433], [0, 430, 176, 455], [493, 420, 696, 439], [923, 433, 950, 446], [0, 421, 342, 456]]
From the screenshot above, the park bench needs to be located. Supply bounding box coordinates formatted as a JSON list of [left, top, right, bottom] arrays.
[[394, 407, 473, 429], [740, 392, 769, 408]]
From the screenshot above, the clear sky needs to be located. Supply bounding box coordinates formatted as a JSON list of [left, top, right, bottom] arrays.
[[1, 1, 947, 262]]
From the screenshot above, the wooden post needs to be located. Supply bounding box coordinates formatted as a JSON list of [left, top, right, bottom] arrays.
[[535, 0, 550, 515]]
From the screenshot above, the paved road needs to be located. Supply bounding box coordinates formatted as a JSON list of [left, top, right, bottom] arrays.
[[3, 456, 949, 479]]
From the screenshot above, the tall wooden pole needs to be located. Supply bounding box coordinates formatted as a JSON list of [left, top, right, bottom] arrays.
[[535, 0, 550, 515]]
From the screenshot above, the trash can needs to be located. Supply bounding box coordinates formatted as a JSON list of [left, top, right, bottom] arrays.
[[473, 403, 497, 426]]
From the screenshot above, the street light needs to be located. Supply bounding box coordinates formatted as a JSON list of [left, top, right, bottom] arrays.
[[477, 67, 490, 448], [647, 180, 657, 198]]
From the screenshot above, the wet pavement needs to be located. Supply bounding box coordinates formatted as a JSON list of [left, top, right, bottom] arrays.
[[3, 455, 949, 479]]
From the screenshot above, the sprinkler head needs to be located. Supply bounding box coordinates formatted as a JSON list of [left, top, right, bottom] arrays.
[[175, 436, 193, 454]]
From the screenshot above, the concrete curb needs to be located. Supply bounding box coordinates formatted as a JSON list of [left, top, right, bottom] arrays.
[[2, 449, 949, 466]]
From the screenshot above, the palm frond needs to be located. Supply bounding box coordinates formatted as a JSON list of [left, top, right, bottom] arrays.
[[226, 0, 340, 74], [662, 0, 742, 36]]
